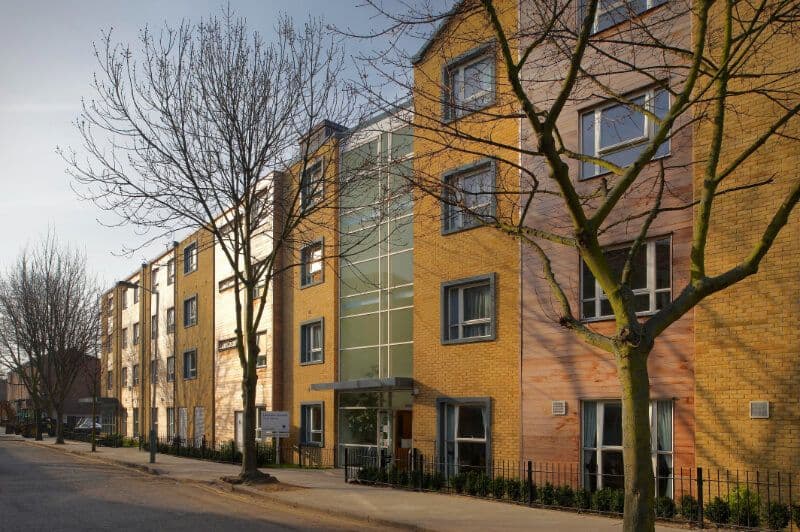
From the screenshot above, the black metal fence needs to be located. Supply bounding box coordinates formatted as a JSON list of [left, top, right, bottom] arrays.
[[344, 449, 800, 530]]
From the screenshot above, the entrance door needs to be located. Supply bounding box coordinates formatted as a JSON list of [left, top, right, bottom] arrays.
[[377, 409, 393, 460], [395, 410, 412, 466], [234, 411, 243, 450]]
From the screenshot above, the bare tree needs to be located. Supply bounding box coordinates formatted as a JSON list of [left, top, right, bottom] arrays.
[[352, 0, 800, 529], [0, 235, 101, 444], [63, 8, 364, 480]]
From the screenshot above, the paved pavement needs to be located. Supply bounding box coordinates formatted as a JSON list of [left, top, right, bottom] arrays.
[[7, 436, 689, 531], [0, 438, 396, 532]]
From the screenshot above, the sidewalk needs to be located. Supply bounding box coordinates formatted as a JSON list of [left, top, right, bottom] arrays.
[[22, 438, 686, 531]]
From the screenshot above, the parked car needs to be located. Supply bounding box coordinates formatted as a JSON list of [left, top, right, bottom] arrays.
[[72, 417, 102, 434]]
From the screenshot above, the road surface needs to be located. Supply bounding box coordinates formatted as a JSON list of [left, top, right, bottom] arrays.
[[0, 439, 394, 531]]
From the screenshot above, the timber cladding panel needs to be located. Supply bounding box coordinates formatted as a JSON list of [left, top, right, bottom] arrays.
[[517, 1, 695, 470], [694, 2, 800, 473], [175, 228, 216, 444], [412, 0, 521, 465], [280, 136, 340, 455]]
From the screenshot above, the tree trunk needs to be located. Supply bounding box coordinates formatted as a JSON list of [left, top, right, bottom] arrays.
[[34, 408, 42, 441], [617, 346, 655, 532], [91, 396, 97, 452], [239, 372, 258, 479], [55, 406, 65, 444]]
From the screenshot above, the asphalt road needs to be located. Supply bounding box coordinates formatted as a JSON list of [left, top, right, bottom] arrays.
[[0, 439, 391, 532]]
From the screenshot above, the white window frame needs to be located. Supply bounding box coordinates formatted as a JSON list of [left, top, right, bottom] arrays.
[[580, 88, 669, 179], [301, 403, 324, 446], [183, 296, 197, 328], [217, 337, 237, 351], [442, 274, 496, 344], [218, 275, 235, 292], [592, 0, 666, 33], [581, 238, 671, 320], [445, 51, 495, 120], [183, 349, 197, 380], [300, 241, 324, 287], [440, 401, 490, 475], [183, 243, 197, 274], [300, 320, 323, 364], [443, 162, 495, 233]]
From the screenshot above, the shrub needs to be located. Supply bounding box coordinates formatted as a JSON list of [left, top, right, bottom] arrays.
[[465, 472, 490, 497], [655, 496, 676, 518], [678, 495, 699, 521], [490, 477, 507, 499], [357, 466, 379, 483], [506, 479, 522, 502], [539, 482, 556, 505], [729, 486, 760, 527], [423, 472, 444, 491], [555, 485, 575, 507], [592, 488, 614, 512], [705, 497, 730, 524], [574, 488, 591, 509], [793, 505, 800, 529], [610, 489, 625, 514], [763, 501, 791, 530], [451, 473, 467, 494]]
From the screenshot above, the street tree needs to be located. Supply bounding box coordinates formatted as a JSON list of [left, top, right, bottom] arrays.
[[63, 8, 360, 480], [355, 0, 800, 529]]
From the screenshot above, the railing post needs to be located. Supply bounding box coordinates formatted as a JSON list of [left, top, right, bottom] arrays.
[[697, 467, 704, 528], [418, 453, 424, 491], [344, 447, 349, 483], [527, 460, 533, 507]]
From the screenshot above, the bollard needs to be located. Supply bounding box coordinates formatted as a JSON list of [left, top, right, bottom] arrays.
[[527, 461, 533, 506]]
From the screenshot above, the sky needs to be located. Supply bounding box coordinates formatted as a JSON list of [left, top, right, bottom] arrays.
[[0, 0, 432, 285]]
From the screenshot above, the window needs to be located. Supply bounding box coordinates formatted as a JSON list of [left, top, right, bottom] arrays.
[[151, 267, 159, 288], [150, 360, 158, 384], [151, 314, 158, 339], [300, 241, 324, 287], [255, 406, 266, 440], [166, 356, 175, 382], [166, 307, 175, 333], [183, 349, 197, 379], [167, 259, 175, 285], [301, 403, 324, 446], [178, 407, 188, 441], [121, 367, 128, 388], [133, 408, 139, 438], [586, 0, 668, 33], [300, 319, 323, 364], [183, 296, 197, 327], [301, 160, 323, 210], [166, 407, 175, 440], [121, 290, 128, 309], [438, 399, 490, 475], [107, 371, 113, 390], [442, 162, 495, 233], [194, 407, 205, 446], [442, 274, 495, 343], [183, 243, 197, 274], [133, 286, 139, 304], [132, 364, 140, 385], [582, 400, 673, 497], [121, 327, 128, 349], [217, 338, 237, 351], [580, 88, 669, 179], [444, 46, 495, 121], [256, 332, 267, 368], [132, 322, 140, 345], [218, 275, 235, 292], [581, 238, 671, 319], [107, 294, 114, 315]]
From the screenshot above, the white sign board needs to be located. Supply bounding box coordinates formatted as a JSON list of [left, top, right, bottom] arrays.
[[260, 410, 289, 438]]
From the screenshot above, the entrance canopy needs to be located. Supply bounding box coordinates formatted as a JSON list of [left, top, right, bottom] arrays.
[[310, 377, 414, 392]]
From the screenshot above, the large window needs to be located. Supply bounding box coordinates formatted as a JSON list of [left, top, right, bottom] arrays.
[[301, 160, 324, 210], [300, 241, 324, 287], [444, 46, 495, 121], [442, 161, 495, 234], [582, 400, 673, 497], [301, 403, 324, 446], [442, 274, 495, 343], [255, 406, 266, 440], [183, 297, 197, 327], [439, 399, 490, 475], [300, 319, 323, 365], [183, 349, 197, 379], [183, 243, 197, 274], [166, 356, 175, 382], [581, 238, 671, 319], [580, 88, 669, 179], [586, 0, 668, 33]]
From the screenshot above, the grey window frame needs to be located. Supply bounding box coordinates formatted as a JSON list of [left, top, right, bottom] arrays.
[[441, 273, 497, 344], [299, 318, 324, 365], [301, 159, 324, 210], [441, 159, 497, 235], [300, 402, 324, 447], [183, 296, 198, 328], [300, 239, 325, 288], [585, 0, 668, 34], [183, 349, 197, 380], [442, 43, 496, 122], [183, 242, 198, 274], [436, 396, 492, 475]]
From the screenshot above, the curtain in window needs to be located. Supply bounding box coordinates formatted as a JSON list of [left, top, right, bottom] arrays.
[[462, 285, 490, 337], [582, 402, 597, 448], [312, 323, 322, 350], [657, 401, 672, 452]]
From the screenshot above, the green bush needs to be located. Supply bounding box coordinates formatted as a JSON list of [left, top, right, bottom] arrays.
[[574, 488, 591, 509], [555, 485, 575, 507], [655, 496, 676, 518], [451, 473, 467, 493], [357, 466, 379, 483], [521, 482, 533, 503], [729, 486, 760, 527], [506, 479, 522, 502], [763, 501, 791, 530], [611, 489, 625, 514], [793, 505, 800, 529], [423, 472, 444, 491], [592, 488, 614, 512], [376, 468, 388, 484], [489, 477, 507, 499], [465, 472, 489, 497], [705, 496, 730, 524], [539, 482, 556, 505], [678, 495, 699, 521]]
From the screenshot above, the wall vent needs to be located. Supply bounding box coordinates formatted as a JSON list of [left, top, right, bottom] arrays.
[[551, 400, 567, 416], [749, 401, 770, 419]]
